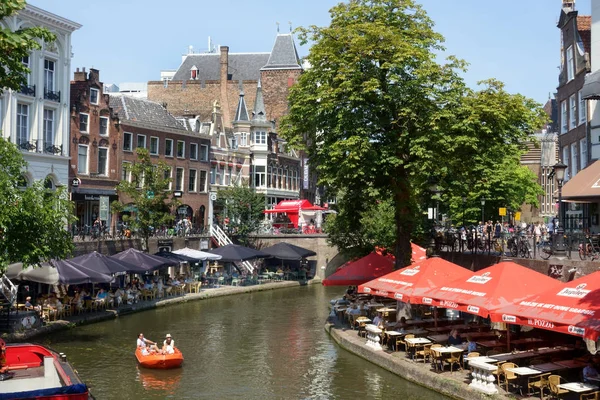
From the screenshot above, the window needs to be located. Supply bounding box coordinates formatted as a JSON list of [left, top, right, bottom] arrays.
[[224, 167, 230, 186], [16, 103, 29, 145], [78, 145, 88, 174], [231, 136, 238, 149], [90, 88, 99, 105], [219, 166, 225, 185], [253, 131, 266, 144], [175, 168, 184, 191], [150, 137, 159, 155], [570, 95, 577, 130], [200, 144, 208, 161], [99, 116, 109, 136], [561, 101, 567, 134], [135, 171, 144, 189], [43, 109, 54, 147], [571, 143, 578, 178], [210, 166, 216, 184], [123, 132, 133, 151], [121, 162, 131, 182], [567, 46, 574, 81], [190, 143, 198, 160], [44, 59, 55, 92], [188, 169, 197, 192], [98, 147, 108, 176], [137, 134, 146, 149], [165, 139, 173, 157], [579, 91, 587, 125], [253, 165, 266, 187], [177, 140, 185, 158], [563, 146, 570, 181], [164, 167, 172, 190], [199, 171, 207, 192], [581, 138, 588, 170], [21, 56, 30, 84], [240, 132, 248, 146], [80, 113, 89, 133]]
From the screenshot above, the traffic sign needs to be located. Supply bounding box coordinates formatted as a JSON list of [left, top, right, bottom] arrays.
[[147, 191, 154, 199], [499, 207, 506, 216]]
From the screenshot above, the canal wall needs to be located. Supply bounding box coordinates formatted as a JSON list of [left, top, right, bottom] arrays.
[[325, 323, 511, 400], [6, 279, 321, 343]]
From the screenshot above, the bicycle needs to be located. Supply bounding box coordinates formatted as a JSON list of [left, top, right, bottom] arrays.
[[579, 235, 600, 261]]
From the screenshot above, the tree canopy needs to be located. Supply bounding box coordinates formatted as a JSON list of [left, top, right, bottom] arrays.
[[0, 139, 75, 271], [112, 148, 179, 251], [215, 182, 266, 246], [280, 0, 546, 267], [0, 0, 55, 93]]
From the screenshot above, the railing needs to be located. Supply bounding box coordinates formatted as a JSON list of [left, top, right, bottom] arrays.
[[44, 89, 61, 102], [19, 84, 35, 96], [16, 139, 64, 156], [210, 224, 254, 273], [0, 274, 18, 307]]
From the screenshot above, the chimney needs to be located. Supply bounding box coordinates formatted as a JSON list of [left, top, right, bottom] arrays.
[[220, 46, 231, 127], [89, 68, 100, 83], [562, 0, 575, 12], [74, 67, 86, 82]]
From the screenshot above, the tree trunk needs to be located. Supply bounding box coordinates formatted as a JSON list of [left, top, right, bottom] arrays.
[[393, 169, 413, 270]]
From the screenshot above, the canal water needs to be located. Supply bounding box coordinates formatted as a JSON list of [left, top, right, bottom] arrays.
[[43, 285, 448, 399]]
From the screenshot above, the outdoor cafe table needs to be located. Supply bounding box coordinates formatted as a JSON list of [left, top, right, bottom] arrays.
[[557, 382, 599, 393], [431, 346, 464, 372], [385, 331, 404, 351], [505, 366, 542, 376], [405, 337, 432, 360], [476, 340, 505, 349], [509, 338, 545, 349], [490, 351, 538, 363], [530, 362, 564, 373], [555, 359, 587, 369]]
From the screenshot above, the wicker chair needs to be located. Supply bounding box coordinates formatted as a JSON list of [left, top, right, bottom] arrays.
[[501, 362, 518, 392], [527, 373, 550, 398], [444, 351, 463, 373], [547, 375, 569, 399]]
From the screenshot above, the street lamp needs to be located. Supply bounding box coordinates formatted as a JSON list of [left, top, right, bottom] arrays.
[[480, 197, 486, 225], [553, 161, 568, 254], [461, 196, 467, 228]]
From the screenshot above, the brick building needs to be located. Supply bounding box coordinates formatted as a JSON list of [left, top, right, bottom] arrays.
[[69, 68, 120, 230]]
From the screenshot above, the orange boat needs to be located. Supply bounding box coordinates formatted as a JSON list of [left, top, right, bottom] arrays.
[[135, 347, 183, 369]]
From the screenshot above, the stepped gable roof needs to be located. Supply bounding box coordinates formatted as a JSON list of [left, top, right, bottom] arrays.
[[261, 33, 302, 70], [172, 52, 269, 81], [109, 95, 184, 129], [234, 91, 249, 122], [577, 15, 591, 54]]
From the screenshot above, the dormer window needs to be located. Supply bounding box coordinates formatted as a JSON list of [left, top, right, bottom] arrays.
[[190, 65, 198, 80]]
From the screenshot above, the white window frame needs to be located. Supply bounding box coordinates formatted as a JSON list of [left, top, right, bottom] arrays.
[[569, 95, 577, 130], [571, 142, 578, 178], [43, 108, 54, 148], [253, 165, 266, 188], [122, 161, 132, 182], [188, 168, 197, 192], [164, 166, 172, 190], [579, 90, 587, 125], [176, 167, 184, 191], [199, 170, 207, 192], [98, 147, 108, 176], [580, 138, 588, 170], [165, 138, 174, 157], [21, 56, 30, 85], [150, 136, 159, 155], [561, 101, 567, 134], [77, 144, 88, 174], [99, 116, 109, 136], [16, 103, 29, 145], [80, 113, 89, 133], [240, 132, 248, 146], [563, 146, 570, 182], [190, 143, 198, 160], [567, 45, 574, 81], [123, 132, 133, 152], [177, 140, 185, 158], [200, 144, 208, 161], [90, 88, 99, 105], [137, 134, 146, 149], [44, 59, 55, 93]]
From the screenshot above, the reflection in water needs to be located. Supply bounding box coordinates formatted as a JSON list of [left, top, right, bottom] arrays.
[[43, 285, 449, 399]]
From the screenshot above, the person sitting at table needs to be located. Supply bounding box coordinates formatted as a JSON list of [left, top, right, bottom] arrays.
[[24, 296, 35, 311], [393, 317, 408, 332], [372, 312, 384, 328], [95, 288, 108, 305], [70, 291, 83, 312], [584, 361, 599, 383], [447, 329, 462, 346], [466, 335, 477, 352]]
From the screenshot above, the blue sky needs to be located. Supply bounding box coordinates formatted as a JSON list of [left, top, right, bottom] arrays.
[[29, 0, 590, 104]]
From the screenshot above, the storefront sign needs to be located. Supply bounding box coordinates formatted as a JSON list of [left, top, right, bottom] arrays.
[[200, 239, 209, 250], [303, 158, 309, 190], [99, 196, 109, 221], [84, 195, 100, 201], [71, 178, 81, 187], [173, 191, 183, 198], [158, 239, 173, 247]]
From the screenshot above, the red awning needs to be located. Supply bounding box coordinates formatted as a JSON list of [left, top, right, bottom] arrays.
[[263, 199, 325, 214], [358, 257, 471, 304], [490, 271, 600, 340], [424, 261, 562, 318], [411, 243, 427, 263], [322, 253, 394, 286]]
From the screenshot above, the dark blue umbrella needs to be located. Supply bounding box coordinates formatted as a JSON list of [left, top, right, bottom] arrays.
[[260, 242, 316, 260], [6, 261, 113, 285], [68, 251, 147, 274], [207, 244, 270, 262], [111, 248, 178, 272], [154, 251, 197, 263]]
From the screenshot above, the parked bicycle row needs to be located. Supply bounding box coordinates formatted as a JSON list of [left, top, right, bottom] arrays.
[[71, 221, 209, 241]]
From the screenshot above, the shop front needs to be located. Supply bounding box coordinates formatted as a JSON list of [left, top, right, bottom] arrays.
[[71, 189, 117, 233]]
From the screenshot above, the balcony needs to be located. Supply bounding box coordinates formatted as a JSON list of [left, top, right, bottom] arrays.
[[19, 84, 35, 97], [16, 139, 64, 156], [18, 139, 37, 152], [44, 89, 60, 102]]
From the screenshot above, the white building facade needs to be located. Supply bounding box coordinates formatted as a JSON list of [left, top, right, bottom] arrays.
[[0, 5, 80, 187]]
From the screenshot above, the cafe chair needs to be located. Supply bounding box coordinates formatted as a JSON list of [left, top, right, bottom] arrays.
[[580, 391, 600, 400], [430, 344, 444, 372], [501, 362, 518, 392], [527, 373, 550, 398], [398, 334, 414, 352], [493, 361, 506, 385], [547, 375, 569, 399], [444, 351, 463, 373], [415, 344, 432, 363]]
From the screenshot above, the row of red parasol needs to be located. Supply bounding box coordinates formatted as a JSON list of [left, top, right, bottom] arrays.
[[325, 244, 600, 342]]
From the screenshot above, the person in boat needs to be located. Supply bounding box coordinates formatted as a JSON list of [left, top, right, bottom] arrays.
[[137, 333, 159, 355], [162, 334, 175, 354]]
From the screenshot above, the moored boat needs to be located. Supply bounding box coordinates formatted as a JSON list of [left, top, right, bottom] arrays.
[[135, 347, 183, 369], [1, 343, 91, 400]]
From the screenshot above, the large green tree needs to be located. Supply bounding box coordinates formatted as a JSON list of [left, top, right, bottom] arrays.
[[215, 182, 266, 246], [281, 0, 546, 267], [0, 139, 75, 271], [112, 148, 178, 251], [0, 0, 55, 93]]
